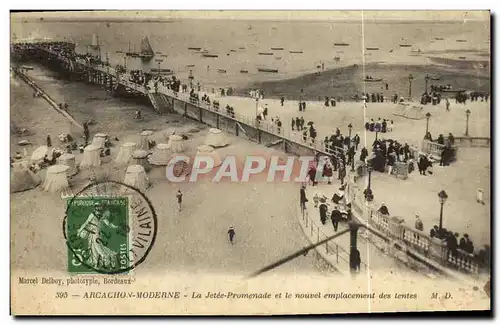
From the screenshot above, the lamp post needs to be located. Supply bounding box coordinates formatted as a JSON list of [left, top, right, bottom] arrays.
[[424, 74, 430, 94], [348, 123, 353, 138], [364, 158, 374, 202], [155, 59, 163, 77], [425, 112, 431, 134], [465, 109, 471, 136], [408, 73, 414, 98], [375, 130, 379, 142], [438, 190, 448, 231]]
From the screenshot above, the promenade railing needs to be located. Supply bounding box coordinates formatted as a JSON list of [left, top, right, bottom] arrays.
[[346, 176, 481, 277], [300, 205, 369, 273]]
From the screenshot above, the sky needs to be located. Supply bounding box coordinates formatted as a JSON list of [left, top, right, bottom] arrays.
[[10, 10, 490, 22]]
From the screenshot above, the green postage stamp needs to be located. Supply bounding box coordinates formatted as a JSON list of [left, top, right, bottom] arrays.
[[66, 197, 130, 274]]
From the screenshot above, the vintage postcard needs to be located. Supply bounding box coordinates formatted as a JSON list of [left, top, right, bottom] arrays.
[[10, 10, 491, 315]]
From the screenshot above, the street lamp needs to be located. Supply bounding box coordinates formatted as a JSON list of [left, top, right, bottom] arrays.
[[364, 159, 374, 202], [155, 59, 163, 77], [438, 190, 448, 231], [348, 123, 353, 138], [408, 73, 414, 98], [465, 109, 471, 136], [425, 112, 432, 134], [375, 129, 379, 141], [424, 74, 430, 94]]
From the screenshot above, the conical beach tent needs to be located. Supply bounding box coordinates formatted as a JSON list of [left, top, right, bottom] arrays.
[[392, 103, 425, 120], [42, 164, 71, 194], [149, 143, 170, 166], [123, 165, 150, 193], [57, 153, 78, 176], [204, 128, 230, 148], [194, 145, 222, 168], [80, 145, 101, 169], [10, 162, 41, 193], [138, 130, 154, 151], [29, 146, 54, 165], [167, 135, 185, 153], [91, 133, 108, 149], [115, 142, 137, 165]]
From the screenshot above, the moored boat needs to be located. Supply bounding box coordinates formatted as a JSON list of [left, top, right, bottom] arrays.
[[202, 53, 218, 58], [366, 47, 379, 51], [289, 50, 303, 54], [399, 44, 412, 47], [456, 39, 467, 42], [217, 69, 227, 73], [334, 42, 350, 46], [240, 70, 249, 74], [188, 47, 202, 50], [258, 68, 279, 73], [139, 37, 154, 62], [258, 52, 273, 56], [363, 76, 383, 82], [271, 47, 284, 50]]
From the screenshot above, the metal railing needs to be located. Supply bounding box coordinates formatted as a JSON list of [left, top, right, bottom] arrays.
[[346, 176, 481, 276], [300, 205, 369, 273]]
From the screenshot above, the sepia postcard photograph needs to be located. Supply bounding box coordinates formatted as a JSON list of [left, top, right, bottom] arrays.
[[9, 9, 492, 315]]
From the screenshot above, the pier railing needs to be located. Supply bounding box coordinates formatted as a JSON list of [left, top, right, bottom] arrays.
[[346, 176, 481, 276], [299, 205, 369, 274]]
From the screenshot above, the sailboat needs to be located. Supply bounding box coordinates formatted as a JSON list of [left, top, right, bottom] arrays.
[[125, 41, 139, 57], [90, 34, 99, 49], [139, 37, 154, 62]]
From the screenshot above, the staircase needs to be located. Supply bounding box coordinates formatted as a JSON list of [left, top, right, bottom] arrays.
[[147, 92, 176, 114]]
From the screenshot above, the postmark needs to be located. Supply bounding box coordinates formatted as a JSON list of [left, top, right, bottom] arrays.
[[63, 180, 157, 274]]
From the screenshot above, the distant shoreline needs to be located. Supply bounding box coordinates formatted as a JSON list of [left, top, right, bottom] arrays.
[[237, 61, 490, 101]]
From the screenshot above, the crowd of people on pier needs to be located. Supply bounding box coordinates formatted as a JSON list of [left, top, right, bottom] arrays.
[[365, 118, 394, 133]]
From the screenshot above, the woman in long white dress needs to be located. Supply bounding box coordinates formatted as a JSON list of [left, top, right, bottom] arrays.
[[77, 202, 119, 270]]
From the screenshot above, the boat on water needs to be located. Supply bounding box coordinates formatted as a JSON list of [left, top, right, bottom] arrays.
[[366, 47, 379, 51], [458, 56, 466, 59], [238, 47, 246, 50], [435, 37, 445, 40], [230, 49, 237, 52], [202, 53, 218, 58], [456, 39, 467, 42], [90, 33, 99, 49], [258, 52, 273, 56], [186, 64, 195, 67], [429, 75, 441, 81], [363, 76, 383, 82], [116, 50, 123, 53], [289, 50, 303, 54], [334, 42, 350, 46], [240, 70, 249, 74], [399, 44, 412, 47], [155, 51, 162, 54], [275, 57, 282, 60], [188, 47, 202, 50], [258, 68, 279, 73], [161, 54, 168, 58], [271, 47, 284, 50], [217, 69, 227, 73], [139, 37, 154, 62]]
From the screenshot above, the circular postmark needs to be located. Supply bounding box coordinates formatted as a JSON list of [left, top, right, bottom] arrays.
[[63, 180, 157, 274]]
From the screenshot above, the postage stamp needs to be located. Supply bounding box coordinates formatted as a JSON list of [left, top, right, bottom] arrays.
[[63, 180, 157, 275]]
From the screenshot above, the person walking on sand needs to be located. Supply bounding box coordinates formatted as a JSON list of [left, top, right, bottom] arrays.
[[228, 226, 236, 244], [176, 190, 183, 211], [280, 96, 284, 106], [46, 135, 52, 148], [445, 98, 450, 112]]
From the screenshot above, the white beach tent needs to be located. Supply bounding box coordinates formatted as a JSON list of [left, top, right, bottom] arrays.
[[148, 143, 170, 166], [194, 145, 222, 168], [167, 135, 186, 153], [10, 162, 41, 193], [204, 128, 230, 148]]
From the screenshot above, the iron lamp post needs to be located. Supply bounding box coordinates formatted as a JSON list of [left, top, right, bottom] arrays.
[[348, 123, 353, 138], [408, 73, 414, 98], [425, 112, 431, 134], [465, 109, 471, 136], [438, 190, 448, 231]]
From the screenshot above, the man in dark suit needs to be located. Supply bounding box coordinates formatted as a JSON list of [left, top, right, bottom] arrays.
[[330, 206, 343, 232]]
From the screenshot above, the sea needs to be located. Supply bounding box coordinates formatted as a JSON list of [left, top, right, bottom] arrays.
[[11, 18, 490, 90]]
